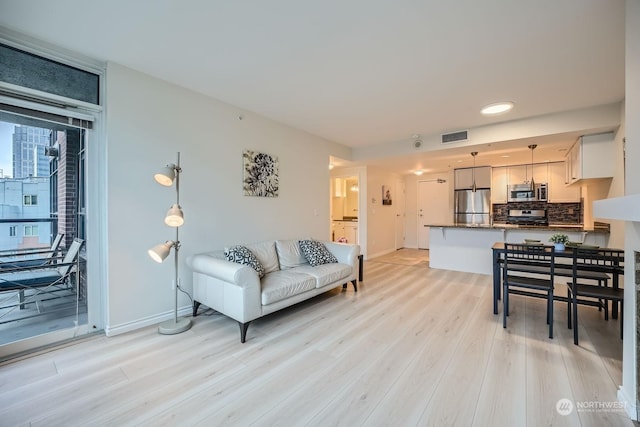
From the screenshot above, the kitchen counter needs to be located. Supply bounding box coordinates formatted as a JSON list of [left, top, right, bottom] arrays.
[[426, 223, 610, 275], [425, 223, 608, 233]]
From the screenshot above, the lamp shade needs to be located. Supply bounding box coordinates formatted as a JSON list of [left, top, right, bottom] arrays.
[[164, 204, 184, 227], [148, 241, 175, 263], [154, 165, 176, 186]]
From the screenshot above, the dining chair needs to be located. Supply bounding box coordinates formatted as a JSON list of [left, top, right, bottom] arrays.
[[566, 247, 624, 345], [503, 243, 555, 338]]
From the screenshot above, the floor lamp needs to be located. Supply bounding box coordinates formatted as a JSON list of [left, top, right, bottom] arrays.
[[148, 152, 192, 335]]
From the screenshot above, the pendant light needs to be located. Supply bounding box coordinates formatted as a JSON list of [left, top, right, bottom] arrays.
[[528, 144, 537, 191], [471, 151, 478, 192]]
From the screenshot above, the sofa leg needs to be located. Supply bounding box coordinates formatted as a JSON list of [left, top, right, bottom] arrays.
[[193, 301, 201, 317], [239, 321, 251, 343], [351, 279, 358, 292]]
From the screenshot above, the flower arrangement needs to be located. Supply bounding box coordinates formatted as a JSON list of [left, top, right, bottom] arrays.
[[549, 233, 569, 244]]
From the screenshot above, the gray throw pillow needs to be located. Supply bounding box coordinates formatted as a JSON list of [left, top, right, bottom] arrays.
[[225, 245, 265, 278], [298, 240, 338, 267]]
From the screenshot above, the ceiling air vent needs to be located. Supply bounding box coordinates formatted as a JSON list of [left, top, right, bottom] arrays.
[[441, 130, 468, 144]]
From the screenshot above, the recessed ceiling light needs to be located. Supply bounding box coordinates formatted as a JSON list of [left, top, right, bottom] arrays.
[[501, 155, 510, 158], [413, 170, 424, 176], [481, 102, 514, 115]]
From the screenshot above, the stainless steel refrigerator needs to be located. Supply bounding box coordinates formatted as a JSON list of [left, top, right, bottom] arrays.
[[454, 188, 491, 225]]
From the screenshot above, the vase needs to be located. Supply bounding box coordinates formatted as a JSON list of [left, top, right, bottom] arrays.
[[554, 243, 565, 251]]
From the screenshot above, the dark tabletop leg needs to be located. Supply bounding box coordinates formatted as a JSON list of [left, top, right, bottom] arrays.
[[493, 249, 500, 315], [612, 269, 619, 319]]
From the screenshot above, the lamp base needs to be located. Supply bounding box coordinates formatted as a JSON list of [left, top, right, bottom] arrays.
[[158, 317, 192, 335]]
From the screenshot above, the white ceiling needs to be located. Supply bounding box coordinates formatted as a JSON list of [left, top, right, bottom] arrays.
[[0, 0, 626, 174]]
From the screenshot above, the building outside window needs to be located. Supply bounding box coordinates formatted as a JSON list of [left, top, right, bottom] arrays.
[[23, 194, 37, 205], [23, 224, 38, 236]]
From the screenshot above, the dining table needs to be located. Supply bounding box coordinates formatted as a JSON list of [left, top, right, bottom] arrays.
[[491, 242, 624, 316]]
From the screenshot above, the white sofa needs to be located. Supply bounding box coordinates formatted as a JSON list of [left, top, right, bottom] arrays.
[[186, 239, 360, 342]]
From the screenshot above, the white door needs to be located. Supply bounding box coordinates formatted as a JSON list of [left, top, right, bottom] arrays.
[[417, 179, 450, 249], [395, 179, 405, 249]]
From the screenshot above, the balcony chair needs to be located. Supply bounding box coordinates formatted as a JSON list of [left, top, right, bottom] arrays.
[[566, 247, 624, 345], [0, 233, 64, 270], [503, 243, 556, 338], [0, 238, 84, 316]]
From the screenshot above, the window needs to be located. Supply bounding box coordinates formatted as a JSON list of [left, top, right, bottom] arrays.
[[9, 226, 16, 237], [24, 225, 38, 236], [23, 195, 38, 205]]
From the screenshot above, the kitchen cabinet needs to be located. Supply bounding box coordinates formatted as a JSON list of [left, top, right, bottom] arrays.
[[455, 167, 491, 189], [332, 221, 358, 244], [491, 167, 508, 203], [507, 165, 527, 185], [565, 132, 615, 184], [343, 224, 358, 244], [548, 161, 581, 203], [507, 164, 548, 186], [333, 178, 346, 197], [332, 222, 344, 242], [454, 168, 473, 189], [532, 164, 548, 183]]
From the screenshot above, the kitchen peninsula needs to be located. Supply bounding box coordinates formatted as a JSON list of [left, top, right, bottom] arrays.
[[426, 223, 610, 275]]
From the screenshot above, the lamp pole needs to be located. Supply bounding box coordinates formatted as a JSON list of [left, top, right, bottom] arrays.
[[157, 151, 191, 335], [173, 152, 181, 325]]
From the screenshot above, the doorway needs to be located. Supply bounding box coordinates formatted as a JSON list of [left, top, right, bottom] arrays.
[[394, 178, 405, 249], [417, 179, 450, 249], [0, 114, 92, 353], [331, 175, 359, 245]]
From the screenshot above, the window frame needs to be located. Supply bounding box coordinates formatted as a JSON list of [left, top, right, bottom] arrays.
[[23, 194, 37, 205]]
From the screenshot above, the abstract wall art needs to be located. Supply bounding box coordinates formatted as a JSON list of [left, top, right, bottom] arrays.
[[243, 150, 279, 197]]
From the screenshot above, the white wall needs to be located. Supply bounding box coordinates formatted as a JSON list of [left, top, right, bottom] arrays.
[[366, 166, 401, 258], [105, 63, 351, 333], [620, 0, 640, 419]]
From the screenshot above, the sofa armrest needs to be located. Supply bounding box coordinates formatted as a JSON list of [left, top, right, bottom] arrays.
[[187, 253, 260, 288], [187, 252, 263, 324], [322, 241, 360, 267]]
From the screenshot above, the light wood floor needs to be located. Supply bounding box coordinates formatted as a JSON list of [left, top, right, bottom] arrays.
[[0, 249, 635, 426]]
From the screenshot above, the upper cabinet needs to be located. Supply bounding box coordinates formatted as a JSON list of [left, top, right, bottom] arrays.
[[507, 164, 548, 185], [492, 162, 574, 204], [548, 161, 581, 203], [454, 167, 491, 190], [491, 167, 508, 203], [507, 165, 527, 185], [565, 132, 615, 185], [532, 163, 548, 183]]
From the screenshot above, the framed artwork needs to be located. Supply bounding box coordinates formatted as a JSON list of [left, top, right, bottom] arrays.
[[382, 185, 392, 205], [243, 150, 279, 197]]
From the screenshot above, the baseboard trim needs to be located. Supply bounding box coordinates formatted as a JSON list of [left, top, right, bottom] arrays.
[[367, 248, 398, 260], [105, 305, 192, 337], [617, 386, 638, 421]]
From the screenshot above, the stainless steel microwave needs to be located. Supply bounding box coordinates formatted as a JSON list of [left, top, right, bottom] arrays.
[[507, 183, 548, 202]]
